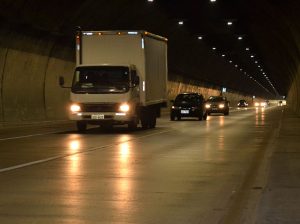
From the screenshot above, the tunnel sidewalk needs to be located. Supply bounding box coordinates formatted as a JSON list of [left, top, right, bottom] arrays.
[[256, 108, 300, 223]]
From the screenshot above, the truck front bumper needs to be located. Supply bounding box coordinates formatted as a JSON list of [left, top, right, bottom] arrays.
[[69, 112, 134, 124]]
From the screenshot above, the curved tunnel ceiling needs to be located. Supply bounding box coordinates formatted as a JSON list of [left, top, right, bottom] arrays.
[[0, 0, 299, 98]]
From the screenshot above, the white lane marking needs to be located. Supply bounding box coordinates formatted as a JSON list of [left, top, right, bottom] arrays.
[[0, 131, 60, 141], [0, 108, 254, 141], [0, 129, 173, 173]]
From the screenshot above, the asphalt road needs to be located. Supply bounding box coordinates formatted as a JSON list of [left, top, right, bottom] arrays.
[[0, 106, 283, 224]]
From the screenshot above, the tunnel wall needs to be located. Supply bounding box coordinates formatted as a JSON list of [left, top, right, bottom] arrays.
[[288, 67, 300, 115], [249, 0, 300, 116], [0, 31, 74, 123]]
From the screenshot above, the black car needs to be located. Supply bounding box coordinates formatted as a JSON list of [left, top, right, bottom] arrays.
[[170, 93, 207, 121], [205, 96, 230, 115], [237, 99, 248, 107]]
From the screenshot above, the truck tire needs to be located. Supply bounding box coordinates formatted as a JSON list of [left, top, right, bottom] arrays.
[[128, 119, 138, 130], [149, 114, 156, 128], [141, 117, 149, 129], [76, 121, 87, 133]]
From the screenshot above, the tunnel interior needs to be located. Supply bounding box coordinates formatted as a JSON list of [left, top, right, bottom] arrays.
[[0, 0, 299, 122]]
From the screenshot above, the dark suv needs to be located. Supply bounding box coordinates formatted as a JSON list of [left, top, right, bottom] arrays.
[[170, 93, 207, 121], [205, 96, 230, 115]]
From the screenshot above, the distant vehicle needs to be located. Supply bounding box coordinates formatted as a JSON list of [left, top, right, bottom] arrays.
[[237, 99, 248, 107], [170, 93, 207, 121], [278, 100, 283, 106], [265, 100, 270, 106], [205, 96, 230, 115], [254, 101, 267, 107]]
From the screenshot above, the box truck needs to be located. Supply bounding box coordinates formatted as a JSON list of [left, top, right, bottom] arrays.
[[59, 30, 168, 132]]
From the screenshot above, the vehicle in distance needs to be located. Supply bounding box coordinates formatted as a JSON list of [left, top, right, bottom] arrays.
[[205, 96, 230, 115], [170, 93, 207, 121], [254, 101, 267, 107], [237, 99, 248, 107]]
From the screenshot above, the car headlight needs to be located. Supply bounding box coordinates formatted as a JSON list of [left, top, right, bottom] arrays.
[[261, 102, 266, 107], [219, 104, 225, 108], [119, 103, 130, 112], [205, 104, 211, 109], [70, 104, 81, 112], [255, 102, 260, 107]]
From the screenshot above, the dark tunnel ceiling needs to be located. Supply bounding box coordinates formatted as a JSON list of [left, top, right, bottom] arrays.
[[157, 0, 299, 97], [1, 0, 299, 97]]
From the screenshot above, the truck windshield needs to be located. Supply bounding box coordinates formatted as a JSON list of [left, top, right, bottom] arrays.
[[72, 66, 130, 94]]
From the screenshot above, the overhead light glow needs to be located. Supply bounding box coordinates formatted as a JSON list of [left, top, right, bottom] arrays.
[[178, 21, 184, 25], [250, 55, 254, 58], [246, 48, 250, 51], [238, 36, 243, 40], [212, 47, 216, 50], [210, 0, 216, 2], [227, 21, 233, 26], [222, 54, 225, 57], [147, 0, 154, 2], [198, 36, 203, 40]]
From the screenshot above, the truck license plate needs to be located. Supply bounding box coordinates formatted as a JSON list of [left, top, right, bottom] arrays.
[[181, 110, 189, 114], [91, 114, 104, 120]]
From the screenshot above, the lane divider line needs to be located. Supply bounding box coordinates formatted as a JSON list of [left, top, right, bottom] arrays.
[[0, 131, 60, 141], [0, 129, 174, 173]]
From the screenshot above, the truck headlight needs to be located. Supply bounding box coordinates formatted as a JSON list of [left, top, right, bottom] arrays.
[[119, 103, 130, 112], [70, 104, 81, 112], [205, 104, 211, 109], [219, 104, 225, 108]]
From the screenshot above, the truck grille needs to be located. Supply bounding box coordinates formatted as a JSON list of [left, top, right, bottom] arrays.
[[81, 104, 118, 112]]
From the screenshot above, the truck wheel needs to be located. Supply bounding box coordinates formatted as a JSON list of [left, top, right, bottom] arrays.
[[141, 118, 149, 129], [149, 115, 156, 128], [128, 119, 138, 131], [76, 121, 87, 133], [141, 113, 149, 129]]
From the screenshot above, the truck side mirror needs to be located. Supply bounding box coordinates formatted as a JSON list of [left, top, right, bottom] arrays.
[[59, 76, 65, 86], [132, 70, 139, 86]]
